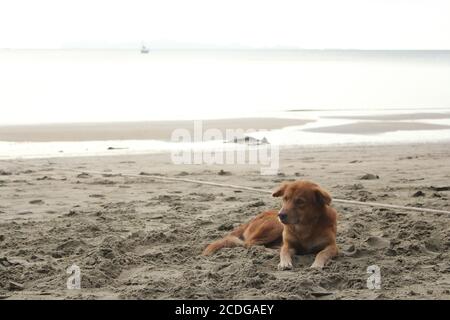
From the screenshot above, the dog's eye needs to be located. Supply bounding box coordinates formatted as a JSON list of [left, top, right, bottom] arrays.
[[295, 198, 304, 205]]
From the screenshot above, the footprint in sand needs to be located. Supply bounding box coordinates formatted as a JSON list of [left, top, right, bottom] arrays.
[[77, 172, 91, 179], [412, 191, 426, 197], [359, 173, 379, 180], [37, 176, 53, 181], [19, 170, 34, 174], [218, 169, 231, 176], [139, 172, 165, 176], [341, 244, 372, 258], [102, 173, 122, 178], [365, 236, 391, 248], [90, 179, 116, 185], [18, 211, 33, 215], [29, 199, 44, 205]]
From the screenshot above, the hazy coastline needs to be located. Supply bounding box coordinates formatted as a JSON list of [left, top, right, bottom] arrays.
[[2, 110, 450, 160]]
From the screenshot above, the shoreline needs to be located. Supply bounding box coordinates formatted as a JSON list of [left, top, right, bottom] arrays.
[[2, 111, 450, 160], [0, 118, 312, 142], [2, 139, 450, 161], [2, 140, 450, 161], [1, 111, 450, 143]]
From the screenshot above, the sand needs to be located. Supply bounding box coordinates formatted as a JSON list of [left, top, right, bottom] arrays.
[[1, 143, 450, 300], [324, 112, 450, 121], [304, 121, 450, 135], [0, 118, 312, 142], [2, 114, 450, 147]]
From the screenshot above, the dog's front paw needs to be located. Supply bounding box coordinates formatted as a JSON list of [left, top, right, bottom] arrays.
[[277, 261, 293, 271], [310, 261, 324, 269]]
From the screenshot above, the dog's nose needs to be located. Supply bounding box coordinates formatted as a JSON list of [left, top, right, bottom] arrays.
[[278, 210, 288, 222]]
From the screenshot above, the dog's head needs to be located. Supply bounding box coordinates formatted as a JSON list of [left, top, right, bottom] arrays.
[[272, 180, 331, 225]]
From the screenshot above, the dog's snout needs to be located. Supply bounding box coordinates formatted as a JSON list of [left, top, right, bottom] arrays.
[[278, 210, 288, 222]]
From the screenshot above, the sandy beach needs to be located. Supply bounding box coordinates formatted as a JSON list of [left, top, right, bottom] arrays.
[[2, 0, 450, 306], [0, 118, 312, 142], [1, 142, 449, 299]]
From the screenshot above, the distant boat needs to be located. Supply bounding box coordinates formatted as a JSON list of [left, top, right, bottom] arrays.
[[140, 45, 149, 54]]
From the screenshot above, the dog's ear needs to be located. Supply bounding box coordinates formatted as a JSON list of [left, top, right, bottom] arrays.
[[315, 187, 332, 206], [272, 182, 288, 197]]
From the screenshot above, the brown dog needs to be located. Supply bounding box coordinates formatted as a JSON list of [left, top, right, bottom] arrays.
[[202, 180, 338, 269]]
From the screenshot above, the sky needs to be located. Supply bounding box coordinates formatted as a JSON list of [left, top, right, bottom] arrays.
[[0, 0, 449, 50]]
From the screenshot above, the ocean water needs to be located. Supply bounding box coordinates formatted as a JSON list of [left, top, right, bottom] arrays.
[[1, 49, 450, 158]]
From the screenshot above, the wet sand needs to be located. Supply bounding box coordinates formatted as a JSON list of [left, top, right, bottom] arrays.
[[1, 143, 450, 299], [2, 113, 450, 144], [304, 121, 450, 135], [324, 112, 450, 121], [0, 118, 312, 142]]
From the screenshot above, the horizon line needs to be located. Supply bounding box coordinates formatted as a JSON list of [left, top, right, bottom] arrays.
[[2, 47, 450, 51]]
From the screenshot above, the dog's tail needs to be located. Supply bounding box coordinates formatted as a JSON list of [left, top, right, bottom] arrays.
[[202, 223, 248, 256]]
